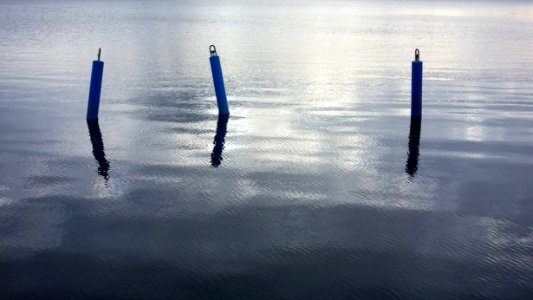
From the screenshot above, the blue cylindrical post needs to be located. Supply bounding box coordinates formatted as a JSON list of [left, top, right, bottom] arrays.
[[209, 45, 230, 115], [411, 49, 423, 119], [87, 48, 104, 121]]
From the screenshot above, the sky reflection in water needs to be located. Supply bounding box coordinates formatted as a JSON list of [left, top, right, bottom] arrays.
[[0, 0, 533, 299]]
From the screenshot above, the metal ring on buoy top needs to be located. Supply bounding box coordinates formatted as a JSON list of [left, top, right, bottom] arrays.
[[415, 49, 420, 61], [210, 45, 217, 57]]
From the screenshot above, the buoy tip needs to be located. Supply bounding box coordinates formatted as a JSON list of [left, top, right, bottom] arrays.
[[415, 48, 420, 61], [209, 45, 217, 56]]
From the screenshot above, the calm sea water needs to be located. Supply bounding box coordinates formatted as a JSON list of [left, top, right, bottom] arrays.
[[1, 0, 533, 299]]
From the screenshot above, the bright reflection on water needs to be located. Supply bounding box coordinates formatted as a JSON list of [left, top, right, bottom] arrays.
[[1, 0, 533, 299]]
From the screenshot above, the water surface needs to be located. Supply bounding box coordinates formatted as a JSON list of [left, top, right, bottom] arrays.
[[1, 0, 533, 299]]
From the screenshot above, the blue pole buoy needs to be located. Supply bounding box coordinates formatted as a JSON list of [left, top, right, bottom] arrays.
[[209, 45, 230, 115], [87, 48, 104, 121], [411, 49, 423, 119]]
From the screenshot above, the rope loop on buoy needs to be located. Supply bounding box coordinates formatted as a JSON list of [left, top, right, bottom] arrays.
[[97, 48, 101, 61], [210, 45, 217, 57], [415, 48, 420, 61]]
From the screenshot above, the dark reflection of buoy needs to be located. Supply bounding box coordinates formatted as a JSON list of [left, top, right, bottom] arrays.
[[406, 118, 422, 177], [87, 120, 110, 180], [211, 114, 230, 167]]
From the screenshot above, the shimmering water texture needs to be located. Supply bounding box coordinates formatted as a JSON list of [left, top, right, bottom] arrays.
[[1, 1, 533, 299]]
